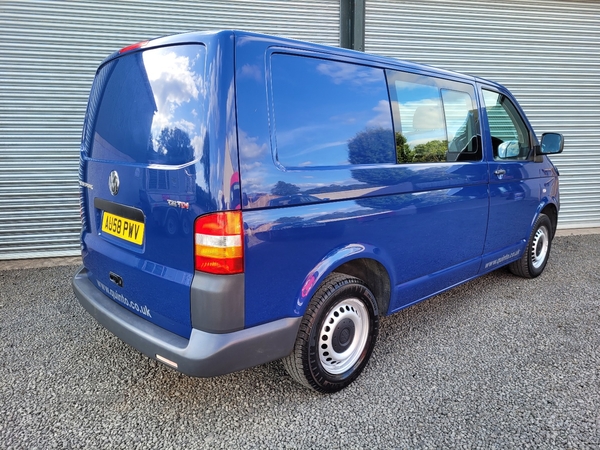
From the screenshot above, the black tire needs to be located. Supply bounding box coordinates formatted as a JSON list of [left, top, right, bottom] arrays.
[[509, 213, 553, 278], [283, 273, 379, 393]]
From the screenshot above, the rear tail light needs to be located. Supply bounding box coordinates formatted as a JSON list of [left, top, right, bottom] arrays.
[[194, 211, 244, 275]]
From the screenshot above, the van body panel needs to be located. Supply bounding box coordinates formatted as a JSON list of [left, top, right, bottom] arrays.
[[389, 256, 484, 314], [478, 82, 561, 255], [81, 239, 193, 338], [485, 174, 556, 254], [243, 179, 489, 326], [236, 34, 487, 209], [73, 30, 562, 381], [79, 31, 239, 338]]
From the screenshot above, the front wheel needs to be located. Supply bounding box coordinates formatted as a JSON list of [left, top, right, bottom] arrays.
[[283, 273, 379, 393], [509, 213, 553, 278]]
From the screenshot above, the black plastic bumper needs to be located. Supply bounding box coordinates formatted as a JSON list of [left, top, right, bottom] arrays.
[[72, 266, 301, 377]]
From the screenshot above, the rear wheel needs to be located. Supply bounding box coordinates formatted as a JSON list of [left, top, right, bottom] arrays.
[[283, 273, 379, 393], [509, 213, 553, 278]]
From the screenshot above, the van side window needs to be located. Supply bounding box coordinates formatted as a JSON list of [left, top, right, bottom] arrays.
[[441, 90, 481, 162], [270, 54, 395, 168], [482, 90, 531, 160], [386, 70, 481, 163]]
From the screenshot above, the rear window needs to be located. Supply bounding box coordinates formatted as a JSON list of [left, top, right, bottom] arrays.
[[86, 45, 207, 165]]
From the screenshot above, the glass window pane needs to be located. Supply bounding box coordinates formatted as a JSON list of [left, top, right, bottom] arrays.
[[91, 45, 207, 165], [442, 90, 472, 142], [387, 70, 481, 163], [442, 89, 480, 160], [390, 79, 446, 163], [271, 54, 395, 168], [482, 90, 531, 160]]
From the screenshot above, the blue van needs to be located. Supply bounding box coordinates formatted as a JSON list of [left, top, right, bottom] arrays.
[[72, 30, 564, 393]]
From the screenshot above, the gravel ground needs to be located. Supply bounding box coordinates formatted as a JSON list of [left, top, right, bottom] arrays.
[[1, 235, 599, 449]]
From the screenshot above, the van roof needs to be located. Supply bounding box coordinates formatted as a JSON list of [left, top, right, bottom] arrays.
[[105, 29, 505, 90]]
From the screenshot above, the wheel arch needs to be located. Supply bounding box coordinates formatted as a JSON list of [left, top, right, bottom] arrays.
[[540, 202, 558, 238], [295, 244, 393, 319], [333, 258, 391, 317]]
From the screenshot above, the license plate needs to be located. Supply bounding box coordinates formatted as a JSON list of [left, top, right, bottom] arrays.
[[101, 211, 145, 245]]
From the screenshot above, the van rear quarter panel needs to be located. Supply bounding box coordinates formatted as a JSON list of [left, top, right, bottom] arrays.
[[242, 186, 489, 327], [235, 34, 490, 327]]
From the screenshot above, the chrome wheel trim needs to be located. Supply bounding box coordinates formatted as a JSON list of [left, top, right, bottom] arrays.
[[318, 298, 370, 375], [531, 225, 549, 269]]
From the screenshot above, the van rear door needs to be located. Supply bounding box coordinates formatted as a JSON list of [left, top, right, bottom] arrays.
[[79, 43, 209, 338]]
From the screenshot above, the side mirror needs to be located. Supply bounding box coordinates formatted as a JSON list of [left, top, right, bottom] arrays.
[[540, 133, 564, 154], [498, 140, 520, 158], [534, 133, 564, 162]]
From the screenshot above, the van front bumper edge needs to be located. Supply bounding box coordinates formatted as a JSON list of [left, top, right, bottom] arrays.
[[72, 266, 301, 377]]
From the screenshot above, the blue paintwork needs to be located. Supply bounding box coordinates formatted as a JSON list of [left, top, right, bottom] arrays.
[[478, 83, 560, 255], [235, 32, 560, 327], [80, 31, 239, 338], [243, 179, 489, 326], [79, 30, 561, 340]]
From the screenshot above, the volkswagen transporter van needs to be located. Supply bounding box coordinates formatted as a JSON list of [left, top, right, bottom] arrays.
[[72, 30, 564, 393]]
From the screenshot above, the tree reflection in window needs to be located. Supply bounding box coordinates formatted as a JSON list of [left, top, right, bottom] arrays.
[[271, 54, 395, 168], [386, 70, 481, 163]]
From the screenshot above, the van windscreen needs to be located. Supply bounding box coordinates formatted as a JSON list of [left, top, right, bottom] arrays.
[[86, 45, 207, 165]]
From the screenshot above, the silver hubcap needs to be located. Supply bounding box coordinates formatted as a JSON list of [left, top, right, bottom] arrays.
[[531, 225, 549, 269], [318, 298, 369, 375]]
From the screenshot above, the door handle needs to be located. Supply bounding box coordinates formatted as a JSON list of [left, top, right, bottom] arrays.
[[494, 169, 506, 176]]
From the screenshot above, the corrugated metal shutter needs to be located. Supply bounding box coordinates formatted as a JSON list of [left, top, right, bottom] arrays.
[[0, 0, 339, 260], [365, 0, 600, 229]]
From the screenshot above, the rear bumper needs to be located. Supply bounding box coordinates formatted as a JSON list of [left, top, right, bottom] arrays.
[[72, 266, 301, 377]]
